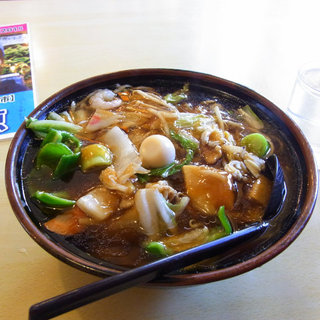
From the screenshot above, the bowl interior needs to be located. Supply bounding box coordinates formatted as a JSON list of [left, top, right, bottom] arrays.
[[6, 69, 318, 285]]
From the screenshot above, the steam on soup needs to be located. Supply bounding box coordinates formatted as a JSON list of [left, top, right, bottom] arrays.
[[25, 84, 273, 267]]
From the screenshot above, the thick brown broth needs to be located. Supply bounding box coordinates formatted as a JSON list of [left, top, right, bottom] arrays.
[[26, 85, 273, 267]]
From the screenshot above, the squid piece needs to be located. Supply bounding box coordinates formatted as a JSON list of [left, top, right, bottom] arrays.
[[76, 187, 120, 221]]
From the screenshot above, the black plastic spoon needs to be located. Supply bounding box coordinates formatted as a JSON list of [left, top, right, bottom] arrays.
[[29, 154, 285, 320]]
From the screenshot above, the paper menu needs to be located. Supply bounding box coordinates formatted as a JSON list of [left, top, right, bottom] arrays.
[[0, 23, 35, 139]]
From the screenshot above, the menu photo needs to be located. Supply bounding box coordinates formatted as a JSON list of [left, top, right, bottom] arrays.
[[0, 23, 35, 139]]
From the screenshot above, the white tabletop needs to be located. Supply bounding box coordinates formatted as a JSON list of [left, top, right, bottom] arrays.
[[1, 1, 320, 319]]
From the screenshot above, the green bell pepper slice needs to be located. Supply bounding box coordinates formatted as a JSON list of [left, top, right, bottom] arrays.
[[60, 131, 81, 153], [32, 191, 76, 208], [145, 241, 171, 257], [36, 142, 73, 170], [41, 129, 81, 153], [40, 129, 63, 147], [53, 152, 81, 178], [217, 205, 232, 235]]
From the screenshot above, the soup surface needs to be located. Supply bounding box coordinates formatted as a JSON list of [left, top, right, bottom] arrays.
[[25, 84, 274, 267]]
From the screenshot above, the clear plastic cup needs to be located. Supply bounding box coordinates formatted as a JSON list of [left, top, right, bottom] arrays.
[[287, 61, 320, 168]]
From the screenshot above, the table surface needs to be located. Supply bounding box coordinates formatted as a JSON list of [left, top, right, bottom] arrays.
[[1, 1, 320, 319]]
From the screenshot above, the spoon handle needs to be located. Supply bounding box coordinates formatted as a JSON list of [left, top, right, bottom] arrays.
[[29, 222, 268, 320]]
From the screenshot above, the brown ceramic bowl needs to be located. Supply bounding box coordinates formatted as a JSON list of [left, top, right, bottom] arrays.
[[5, 69, 318, 286]]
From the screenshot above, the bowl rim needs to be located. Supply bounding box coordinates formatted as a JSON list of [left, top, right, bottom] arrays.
[[5, 68, 319, 285]]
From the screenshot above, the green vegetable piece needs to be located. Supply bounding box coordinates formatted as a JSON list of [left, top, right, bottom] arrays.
[[36, 129, 81, 178], [139, 162, 176, 181], [207, 226, 226, 242], [80, 144, 113, 172], [145, 241, 171, 257], [33, 191, 76, 208], [36, 142, 73, 169], [170, 130, 199, 151], [40, 129, 81, 152], [164, 92, 187, 104], [41, 129, 63, 147], [164, 83, 189, 104], [239, 105, 264, 130], [60, 131, 81, 152], [241, 133, 269, 157], [138, 149, 195, 182], [217, 206, 232, 235], [174, 113, 211, 129], [46, 111, 65, 121], [137, 173, 151, 183], [26, 124, 47, 139], [26, 118, 82, 134], [165, 149, 195, 176], [167, 196, 189, 215], [53, 152, 81, 178]]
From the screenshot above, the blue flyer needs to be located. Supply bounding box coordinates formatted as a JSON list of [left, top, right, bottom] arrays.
[[0, 23, 35, 139]]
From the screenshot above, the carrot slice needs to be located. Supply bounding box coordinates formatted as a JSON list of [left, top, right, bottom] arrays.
[[44, 206, 88, 235], [118, 91, 130, 102]]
